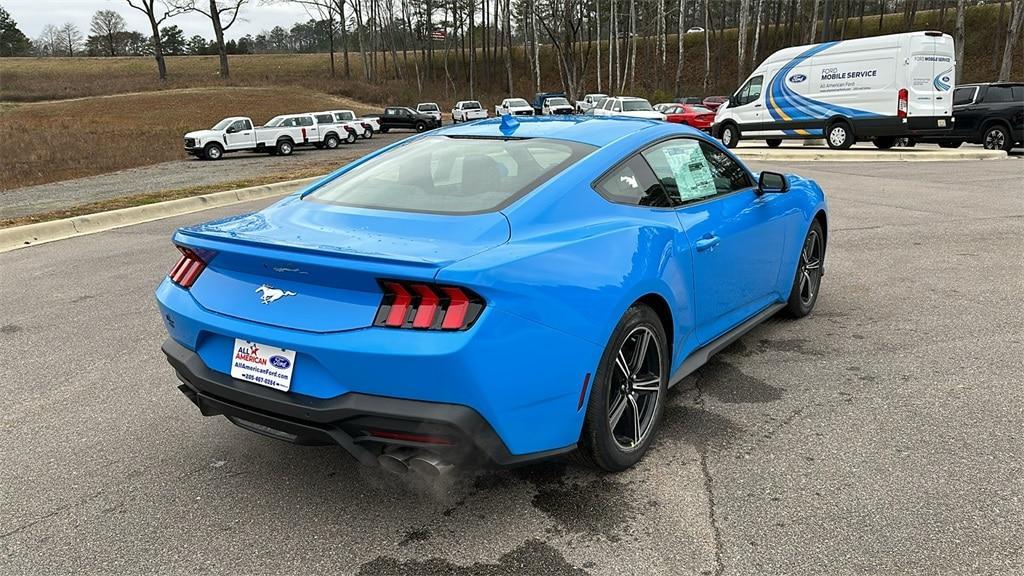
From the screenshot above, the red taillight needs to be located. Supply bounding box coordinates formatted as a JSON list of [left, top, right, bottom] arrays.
[[168, 246, 208, 288], [898, 88, 909, 118], [375, 280, 484, 330]]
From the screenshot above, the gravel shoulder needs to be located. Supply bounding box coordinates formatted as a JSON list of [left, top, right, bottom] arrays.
[[0, 132, 405, 221]]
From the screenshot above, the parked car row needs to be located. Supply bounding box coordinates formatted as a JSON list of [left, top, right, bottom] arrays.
[[184, 109, 377, 160]]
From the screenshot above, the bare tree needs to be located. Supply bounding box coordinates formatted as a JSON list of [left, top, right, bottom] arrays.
[[674, 0, 686, 94], [127, 1, 184, 80], [702, 0, 709, 92], [954, 0, 965, 82], [998, 0, 1024, 80], [809, 0, 819, 44], [58, 22, 83, 56], [174, 0, 249, 78], [737, 0, 750, 82], [35, 24, 63, 56], [90, 10, 127, 56]]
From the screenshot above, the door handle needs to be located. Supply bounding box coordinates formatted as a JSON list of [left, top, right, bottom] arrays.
[[695, 235, 721, 252], [754, 103, 762, 108]]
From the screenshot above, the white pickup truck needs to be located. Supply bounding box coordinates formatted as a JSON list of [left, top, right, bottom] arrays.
[[329, 109, 377, 139], [451, 100, 488, 123], [576, 93, 608, 114], [310, 112, 358, 147], [494, 98, 534, 117], [184, 116, 309, 160]]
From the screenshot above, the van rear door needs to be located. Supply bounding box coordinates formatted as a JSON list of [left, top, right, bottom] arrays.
[[907, 33, 955, 119]]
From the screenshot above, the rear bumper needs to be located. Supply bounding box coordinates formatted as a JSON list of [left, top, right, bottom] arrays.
[[164, 338, 574, 467]]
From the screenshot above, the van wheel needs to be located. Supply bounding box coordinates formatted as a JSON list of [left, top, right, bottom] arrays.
[[203, 143, 224, 160], [872, 137, 896, 149], [766, 139, 782, 148], [983, 125, 1012, 152], [276, 140, 294, 156], [826, 121, 854, 150], [720, 124, 740, 148], [323, 134, 340, 149]]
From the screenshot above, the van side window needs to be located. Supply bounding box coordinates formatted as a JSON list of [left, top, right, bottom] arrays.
[[952, 87, 976, 106], [594, 155, 673, 207], [736, 75, 763, 106]]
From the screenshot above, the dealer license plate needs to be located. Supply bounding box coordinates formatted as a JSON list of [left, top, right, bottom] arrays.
[[230, 339, 296, 392], [937, 119, 947, 127]]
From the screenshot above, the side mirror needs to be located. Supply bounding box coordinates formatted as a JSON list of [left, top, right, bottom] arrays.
[[758, 171, 788, 194], [225, 126, 238, 134]]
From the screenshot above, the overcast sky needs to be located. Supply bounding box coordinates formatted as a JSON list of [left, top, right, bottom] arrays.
[[5, 1, 317, 40]]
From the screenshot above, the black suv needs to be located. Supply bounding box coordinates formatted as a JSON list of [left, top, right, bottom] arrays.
[[372, 107, 441, 133], [919, 82, 1023, 151]]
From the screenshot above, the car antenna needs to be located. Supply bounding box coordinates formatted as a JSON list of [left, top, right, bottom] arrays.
[[499, 113, 520, 136]]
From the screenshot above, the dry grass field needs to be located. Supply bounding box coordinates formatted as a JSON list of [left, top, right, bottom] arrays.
[[0, 87, 372, 190]]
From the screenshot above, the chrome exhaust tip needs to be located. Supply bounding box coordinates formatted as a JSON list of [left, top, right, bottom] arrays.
[[408, 454, 454, 479], [377, 447, 417, 475]]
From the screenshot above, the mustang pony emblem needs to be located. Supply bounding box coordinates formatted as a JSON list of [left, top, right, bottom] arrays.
[[255, 284, 296, 305]]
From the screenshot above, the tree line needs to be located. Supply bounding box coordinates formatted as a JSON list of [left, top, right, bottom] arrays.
[[4, 1, 1022, 97]]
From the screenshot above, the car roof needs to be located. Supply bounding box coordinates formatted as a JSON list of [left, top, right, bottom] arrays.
[[433, 115, 670, 147]]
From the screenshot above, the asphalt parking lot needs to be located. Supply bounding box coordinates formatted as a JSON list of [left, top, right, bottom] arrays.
[[1, 158, 1022, 575]]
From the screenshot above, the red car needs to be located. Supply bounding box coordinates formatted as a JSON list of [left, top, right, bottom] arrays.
[[702, 96, 728, 110], [659, 104, 716, 131]]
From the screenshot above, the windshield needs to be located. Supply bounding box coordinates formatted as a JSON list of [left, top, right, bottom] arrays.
[[419, 104, 439, 111], [305, 136, 595, 214], [462, 101, 481, 109], [212, 118, 236, 130], [264, 116, 285, 127], [507, 99, 529, 107], [621, 100, 653, 112], [546, 98, 570, 106]]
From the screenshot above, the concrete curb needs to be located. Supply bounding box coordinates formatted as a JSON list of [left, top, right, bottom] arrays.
[[732, 148, 1008, 162], [0, 176, 321, 254]]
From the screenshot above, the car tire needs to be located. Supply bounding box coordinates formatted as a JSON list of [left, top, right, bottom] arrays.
[[415, 121, 427, 132], [276, 140, 294, 156], [784, 219, 825, 318], [575, 303, 668, 472], [344, 131, 356, 144], [720, 124, 740, 148], [938, 140, 963, 149], [380, 126, 389, 134], [362, 127, 373, 139], [203, 143, 223, 161], [826, 121, 854, 149], [983, 124, 1012, 152], [323, 134, 340, 149], [766, 139, 782, 148], [872, 137, 896, 149]]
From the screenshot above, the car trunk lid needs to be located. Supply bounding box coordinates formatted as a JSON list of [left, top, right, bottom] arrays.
[[175, 196, 509, 333]]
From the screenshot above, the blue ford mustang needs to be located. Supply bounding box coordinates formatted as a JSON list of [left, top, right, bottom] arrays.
[[157, 115, 827, 474]]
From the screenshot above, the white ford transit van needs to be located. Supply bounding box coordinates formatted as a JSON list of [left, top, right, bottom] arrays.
[[713, 31, 956, 150]]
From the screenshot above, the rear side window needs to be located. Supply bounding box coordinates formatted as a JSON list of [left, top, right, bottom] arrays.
[[984, 86, 1014, 103], [952, 87, 976, 106], [305, 136, 594, 214], [1013, 86, 1024, 100], [594, 155, 674, 207], [315, 114, 333, 123]]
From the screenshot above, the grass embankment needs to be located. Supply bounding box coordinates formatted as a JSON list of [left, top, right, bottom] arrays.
[[0, 3, 1018, 106], [0, 87, 370, 190]]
